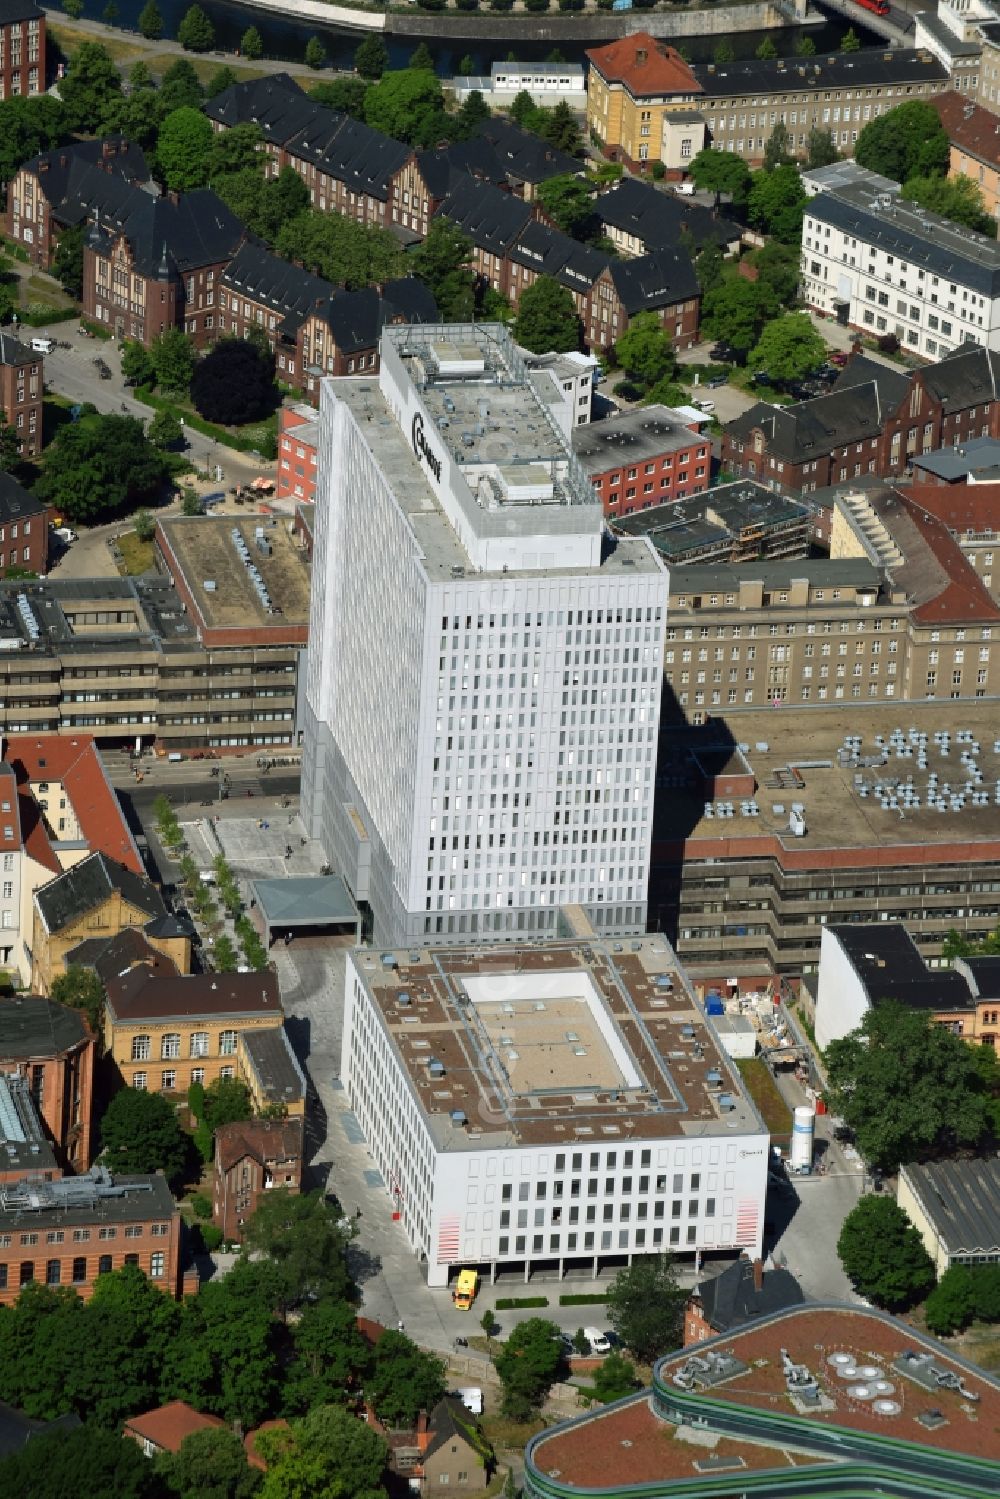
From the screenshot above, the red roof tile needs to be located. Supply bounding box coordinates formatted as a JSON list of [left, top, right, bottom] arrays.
[[215, 1116, 302, 1174], [5, 735, 141, 873], [932, 90, 1000, 170], [895, 489, 1000, 624], [901, 478, 1000, 534], [124, 1401, 225, 1453], [585, 32, 701, 98]]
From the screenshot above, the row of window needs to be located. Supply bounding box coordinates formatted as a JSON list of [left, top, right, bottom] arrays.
[[130, 1031, 238, 1062], [0, 1252, 166, 1289], [0, 1224, 170, 1247], [133, 1066, 234, 1090]]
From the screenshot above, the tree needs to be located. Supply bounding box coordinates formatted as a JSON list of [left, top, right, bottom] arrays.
[[701, 277, 772, 357], [510, 90, 536, 128], [129, 61, 154, 93], [146, 409, 182, 451], [34, 414, 169, 525], [100, 1086, 188, 1182], [0, 1423, 159, 1498], [50, 964, 105, 1034], [158, 1426, 260, 1499], [796, 34, 817, 56], [190, 339, 278, 427], [494, 1318, 563, 1420], [713, 38, 735, 64], [122, 339, 155, 389], [177, 4, 215, 52], [156, 106, 214, 192], [458, 53, 475, 75], [841, 26, 861, 50], [747, 162, 806, 242], [973, 1264, 1000, 1322], [592, 1352, 638, 1402], [58, 41, 121, 133], [52, 222, 84, 300], [62, 0, 83, 15], [748, 240, 799, 306], [763, 120, 793, 171], [276, 209, 402, 289], [0, 420, 20, 474], [150, 327, 196, 394], [749, 311, 826, 383], [453, 89, 491, 142], [902, 172, 996, 235], [364, 69, 444, 146], [207, 65, 238, 100], [615, 311, 676, 393], [410, 42, 433, 69], [837, 1197, 936, 1310], [536, 173, 592, 238], [212, 934, 238, 971], [537, 99, 581, 155], [408, 218, 475, 321], [756, 36, 778, 59], [855, 100, 949, 185], [689, 147, 751, 207], [284, 1297, 373, 1414], [514, 276, 582, 354], [241, 1189, 354, 1311], [311, 75, 369, 118], [103, 0, 119, 22], [355, 35, 389, 81], [240, 25, 263, 60], [257, 1405, 388, 1499], [605, 1256, 685, 1362], [207, 122, 263, 183], [137, 0, 163, 39], [0, 96, 68, 188], [367, 1330, 446, 1426], [806, 127, 839, 170], [825, 1003, 991, 1172], [163, 1260, 283, 1428], [923, 1265, 976, 1337], [203, 1075, 253, 1131], [159, 58, 204, 113], [305, 35, 326, 70]]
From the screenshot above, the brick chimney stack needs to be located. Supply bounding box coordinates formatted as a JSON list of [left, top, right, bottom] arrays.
[[753, 1257, 764, 1293]]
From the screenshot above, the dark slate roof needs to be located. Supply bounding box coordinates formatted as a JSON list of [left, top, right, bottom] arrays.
[[203, 72, 315, 144], [86, 187, 246, 279], [0, 1403, 79, 1460], [285, 111, 410, 204], [35, 850, 165, 936], [423, 1398, 492, 1465], [609, 247, 700, 315], [308, 278, 437, 355], [899, 1157, 1000, 1257], [955, 955, 1000, 1000], [918, 344, 1000, 413], [726, 358, 911, 463], [438, 176, 533, 258], [239, 1026, 307, 1107], [0, 471, 47, 528], [477, 117, 581, 186], [0, 996, 89, 1059], [0, 0, 43, 22], [692, 47, 947, 97], [596, 176, 741, 252], [23, 138, 152, 229], [416, 139, 508, 201], [510, 220, 608, 297], [829, 352, 910, 406], [696, 1257, 805, 1334], [222, 239, 332, 336], [63, 925, 180, 984], [828, 924, 973, 1011], [0, 332, 36, 370]]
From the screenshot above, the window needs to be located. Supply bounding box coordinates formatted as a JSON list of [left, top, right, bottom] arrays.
[[132, 1072, 147, 1090], [72, 1257, 87, 1283], [161, 1033, 181, 1060], [161, 1070, 176, 1091], [131, 1035, 150, 1061], [190, 1031, 209, 1058], [150, 1250, 165, 1279], [98, 1254, 112, 1275], [45, 1259, 60, 1285], [19, 1261, 33, 1286], [219, 1030, 237, 1055]]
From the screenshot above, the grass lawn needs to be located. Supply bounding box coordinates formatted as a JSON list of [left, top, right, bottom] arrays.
[[22, 272, 75, 311], [481, 1413, 546, 1451], [116, 529, 155, 576], [49, 20, 275, 86], [736, 1057, 793, 1144]]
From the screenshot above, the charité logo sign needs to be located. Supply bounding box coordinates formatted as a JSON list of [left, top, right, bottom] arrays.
[[412, 410, 442, 482]]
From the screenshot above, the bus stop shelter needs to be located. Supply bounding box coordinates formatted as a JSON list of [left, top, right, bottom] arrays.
[[249, 874, 359, 946]]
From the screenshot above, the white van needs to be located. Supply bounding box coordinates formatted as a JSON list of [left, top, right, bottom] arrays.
[[31, 337, 55, 354], [584, 1327, 611, 1354], [673, 182, 696, 196]]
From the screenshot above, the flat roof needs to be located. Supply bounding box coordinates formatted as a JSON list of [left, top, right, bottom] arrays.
[[350, 936, 765, 1151], [157, 516, 311, 634], [572, 405, 702, 475], [827, 923, 971, 1011], [614, 482, 809, 562], [239, 1027, 307, 1107], [0, 1074, 58, 1175], [655, 699, 1000, 857], [0, 1170, 175, 1228], [901, 1157, 1000, 1257], [529, 1306, 1000, 1492], [911, 435, 1000, 479]]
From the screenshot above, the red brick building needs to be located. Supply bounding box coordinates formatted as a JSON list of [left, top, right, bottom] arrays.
[[277, 405, 318, 505], [0, 0, 44, 103], [5, 138, 150, 270], [572, 404, 710, 517], [0, 332, 43, 460], [0, 472, 49, 575], [212, 1117, 303, 1242], [0, 996, 95, 1170]]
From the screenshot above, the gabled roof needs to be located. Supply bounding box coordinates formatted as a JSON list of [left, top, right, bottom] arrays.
[[104, 965, 280, 1023], [0, 0, 43, 20], [63, 925, 179, 985], [0, 1402, 79, 1459], [438, 176, 533, 257], [86, 187, 246, 280], [0, 471, 48, 529], [34, 851, 165, 937], [477, 118, 581, 186], [695, 1256, 804, 1334], [307, 279, 437, 354], [215, 1116, 303, 1174], [892, 487, 1000, 625], [900, 478, 1000, 532], [285, 111, 410, 203], [608, 247, 700, 314], [918, 343, 1000, 414], [596, 177, 741, 253], [955, 954, 1000, 999], [0, 332, 36, 370], [586, 33, 702, 99], [203, 72, 314, 144], [7, 733, 142, 873], [510, 220, 608, 296], [932, 90, 1000, 172], [424, 1398, 492, 1465], [124, 1402, 225, 1454], [899, 1157, 1000, 1257], [19, 138, 150, 229], [0, 996, 90, 1059], [726, 364, 907, 464], [693, 47, 947, 97], [222, 239, 332, 335], [415, 139, 507, 200]]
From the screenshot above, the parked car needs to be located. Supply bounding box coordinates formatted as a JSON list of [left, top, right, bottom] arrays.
[[693, 398, 715, 413], [54, 526, 77, 544], [706, 374, 728, 388], [584, 1328, 612, 1355], [710, 342, 734, 362], [830, 351, 850, 367]]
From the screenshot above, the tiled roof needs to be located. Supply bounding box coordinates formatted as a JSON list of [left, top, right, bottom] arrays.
[[0, 996, 89, 1059], [894, 488, 1000, 625], [6, 734, 142, 872], [693, 47, 947, 97], [901, 478, 1000, 529], [34, 851, 165, 936], [215, 1116, 302, 1173], [124, 1402, 225, 1454], [86, 187, 246, 280], [932, 90, 1000, 170], [104, 966, 281, 1023], [585, 33, 702, 98], [63, 925, 179, 984], [609, 247, 700, 315], [0, 332, 36, 370], [477, 118, 581, 186], [596, 177, 741, 253]]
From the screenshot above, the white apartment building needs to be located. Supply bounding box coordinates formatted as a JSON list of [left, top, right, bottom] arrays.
[[302, 324, 668, 947], [801, 169, 1000, 360], [342, 935, 769, 1288]]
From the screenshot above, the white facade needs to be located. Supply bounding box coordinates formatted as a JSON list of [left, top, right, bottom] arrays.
[[342, 942, 769, 1288], [814, 926, 872, 1051], [800, 180, 1000, 360], [450, 62, 587, 111], [303, 324, 668, 947]]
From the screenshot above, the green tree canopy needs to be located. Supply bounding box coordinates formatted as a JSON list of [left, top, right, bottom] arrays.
[[0, 1422, 159, 1497], [52, 222, 84, 300], [855, 100, 949, 184], [100, 1086, 188, 1184], [240, 25, 264, 60], [796, 34, 817, 55], [747, 162, 807, 242], [713, 38, 735, 64], [137, 0, 163, 38], [159, 58, 204, 112], [806, 127, 839, 170], [923, 1264, 976, 1337], [972, 1263, 1000, 1322], [355, 34, 389, 80], [410, 41, 434, 69], [50, 964, 105, 1034], [178, 3, 215, 51], [305, 36, 327, 70], [408, 218, 475, 321], [0, 96, 67, 186], [902, 172, 996, 235], [748, 240, 800, 306], [837, 1197, 936, 1310], [749, 311, 826, 383], [689, 147, 752, 207], [0, 420, 20, 474], [241, 1189, 354, 1312], [453, 89, 491, 141], [605, 1255, 685, 1362], [206, 122, 264, 181], [514, 276, 582, 354], [592, 1351, 638, 1402], [310, 76, 369, 118], [276, 209, 402, 289], [156, 106, 214, 191], [756, 36, 778, 59], [825, 1002, 992, 1171], [284, 1297, 373, 1414], [363, 68, 444, 146], [190, 338, 278, 427], [148, 408, 184, 451], [536, 99, 581, 155], [163, 1260, 284, 1427], [158, 1425, 261, 1499], [701, 277, 773, 356], [34, 414, 168, 525], [257, 1405, 388, 1499], [841, 26, 861, 50], [615, 311, 676, 392], [763, 120, 793, 171], [150, 327, 196, 393], [203, 1075, 253, 1131], [207, 65, 238, 99], [367, 1330, 447, 1427], [122, 338, 155, 388], [536, 173, 592, 238], [495, 1317, 563, 1420], [59, 42, 122, 133]]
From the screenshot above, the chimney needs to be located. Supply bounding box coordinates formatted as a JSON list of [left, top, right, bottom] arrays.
[[636, 47, 647, 66], [416, 1411, 429, 1435], [753, 1257, 764, 1294]]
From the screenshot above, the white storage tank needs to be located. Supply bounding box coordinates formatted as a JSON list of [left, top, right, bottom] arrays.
[[790, 1105, 815, 1171]]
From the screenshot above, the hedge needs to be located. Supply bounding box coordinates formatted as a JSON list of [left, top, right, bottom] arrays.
[[495, 1296, 548, 1309], [18, 304, 77, 328], [558, 1292, 609, 1306], [137, 384, 277, 457]]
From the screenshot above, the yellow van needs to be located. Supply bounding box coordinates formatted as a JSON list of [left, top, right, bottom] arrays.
[[453, 1269, 479, 1310]]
